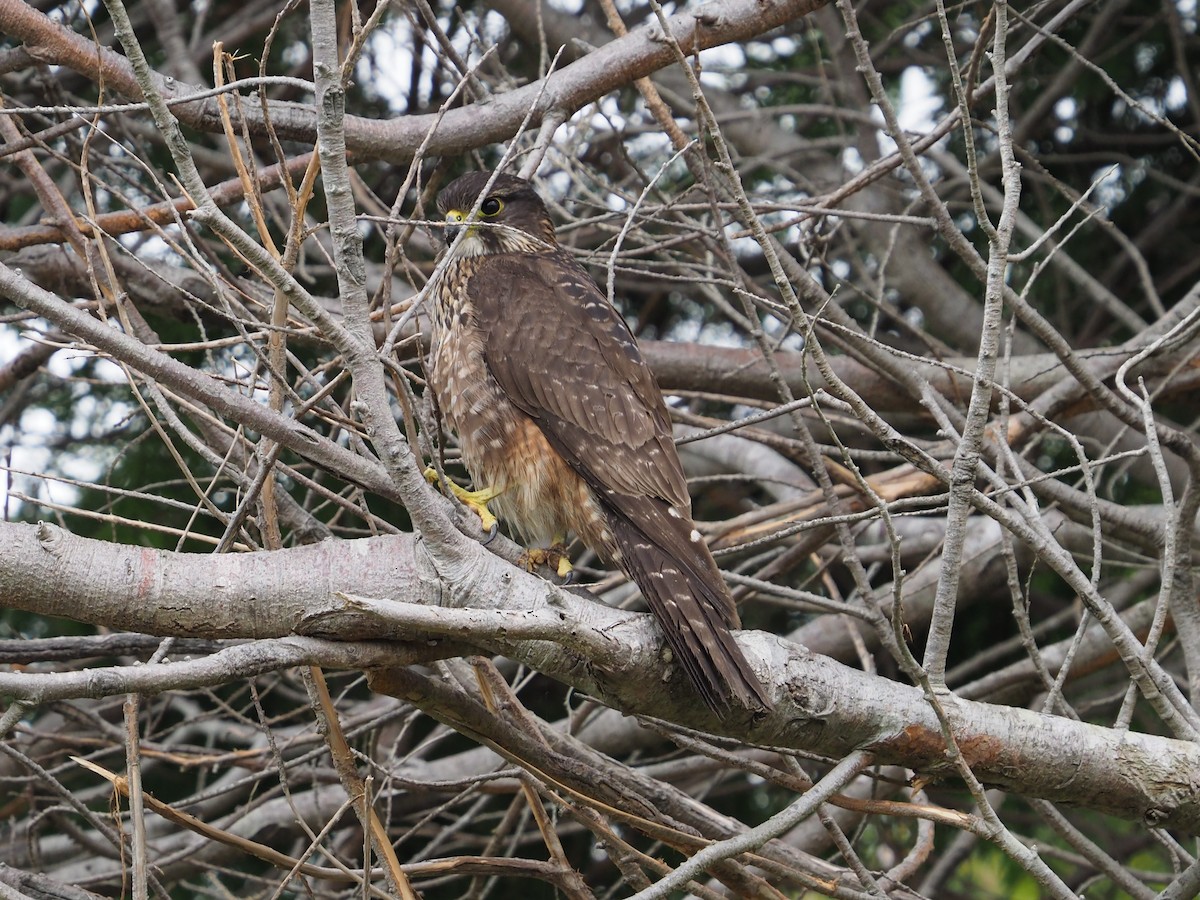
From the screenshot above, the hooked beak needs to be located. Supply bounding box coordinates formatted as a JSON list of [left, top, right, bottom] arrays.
[[444, 210, 467, 246]]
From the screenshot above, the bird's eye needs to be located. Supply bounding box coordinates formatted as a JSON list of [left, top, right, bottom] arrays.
[[480, 197, 503, 216]]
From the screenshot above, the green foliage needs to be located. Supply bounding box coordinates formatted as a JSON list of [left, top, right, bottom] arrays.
[[950, 845, 1043, 899]]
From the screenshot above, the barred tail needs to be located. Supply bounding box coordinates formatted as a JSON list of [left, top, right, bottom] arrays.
[[606, 499, 772, 718]]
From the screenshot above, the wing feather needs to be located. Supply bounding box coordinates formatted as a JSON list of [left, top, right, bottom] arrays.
[[468, 252, 688, 509]]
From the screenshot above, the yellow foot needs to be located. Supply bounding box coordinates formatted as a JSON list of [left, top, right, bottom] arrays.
[[519, 541, 574, 583], [423, 466, 501, 537]]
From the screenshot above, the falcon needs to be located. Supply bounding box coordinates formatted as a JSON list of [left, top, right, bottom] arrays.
[[426, 171, 771, 717]]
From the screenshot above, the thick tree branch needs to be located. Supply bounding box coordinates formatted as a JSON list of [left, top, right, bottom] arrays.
[[0, 0, 824, 164], [1, 520, 1197, 834]]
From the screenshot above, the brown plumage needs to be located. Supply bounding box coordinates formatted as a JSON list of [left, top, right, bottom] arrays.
[[427, 171, 771, 717]]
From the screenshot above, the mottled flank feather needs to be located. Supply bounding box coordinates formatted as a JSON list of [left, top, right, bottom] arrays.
[[429, 171, 772, 717]]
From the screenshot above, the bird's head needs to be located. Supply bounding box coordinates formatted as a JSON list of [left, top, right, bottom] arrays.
[[436, 172, 557, 257]]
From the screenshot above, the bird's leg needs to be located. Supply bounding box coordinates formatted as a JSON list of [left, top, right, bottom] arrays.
[[423, 467, 501, 538], [519, 538, 574, 583]]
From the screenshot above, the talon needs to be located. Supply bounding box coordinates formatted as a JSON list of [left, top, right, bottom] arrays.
[[517, 548, 544, 572], [482, 521, 499, 544], [423, 466, 501, 536], [467, 499, 499, 537], [549, 539, 573, 582], [519, 542, 575, 583]]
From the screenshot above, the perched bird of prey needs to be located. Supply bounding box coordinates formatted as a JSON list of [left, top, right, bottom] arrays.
[[427, 171, 771, 717]]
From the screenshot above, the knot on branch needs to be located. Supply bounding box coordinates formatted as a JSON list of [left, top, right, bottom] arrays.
[[35, 521, 65, 555]]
